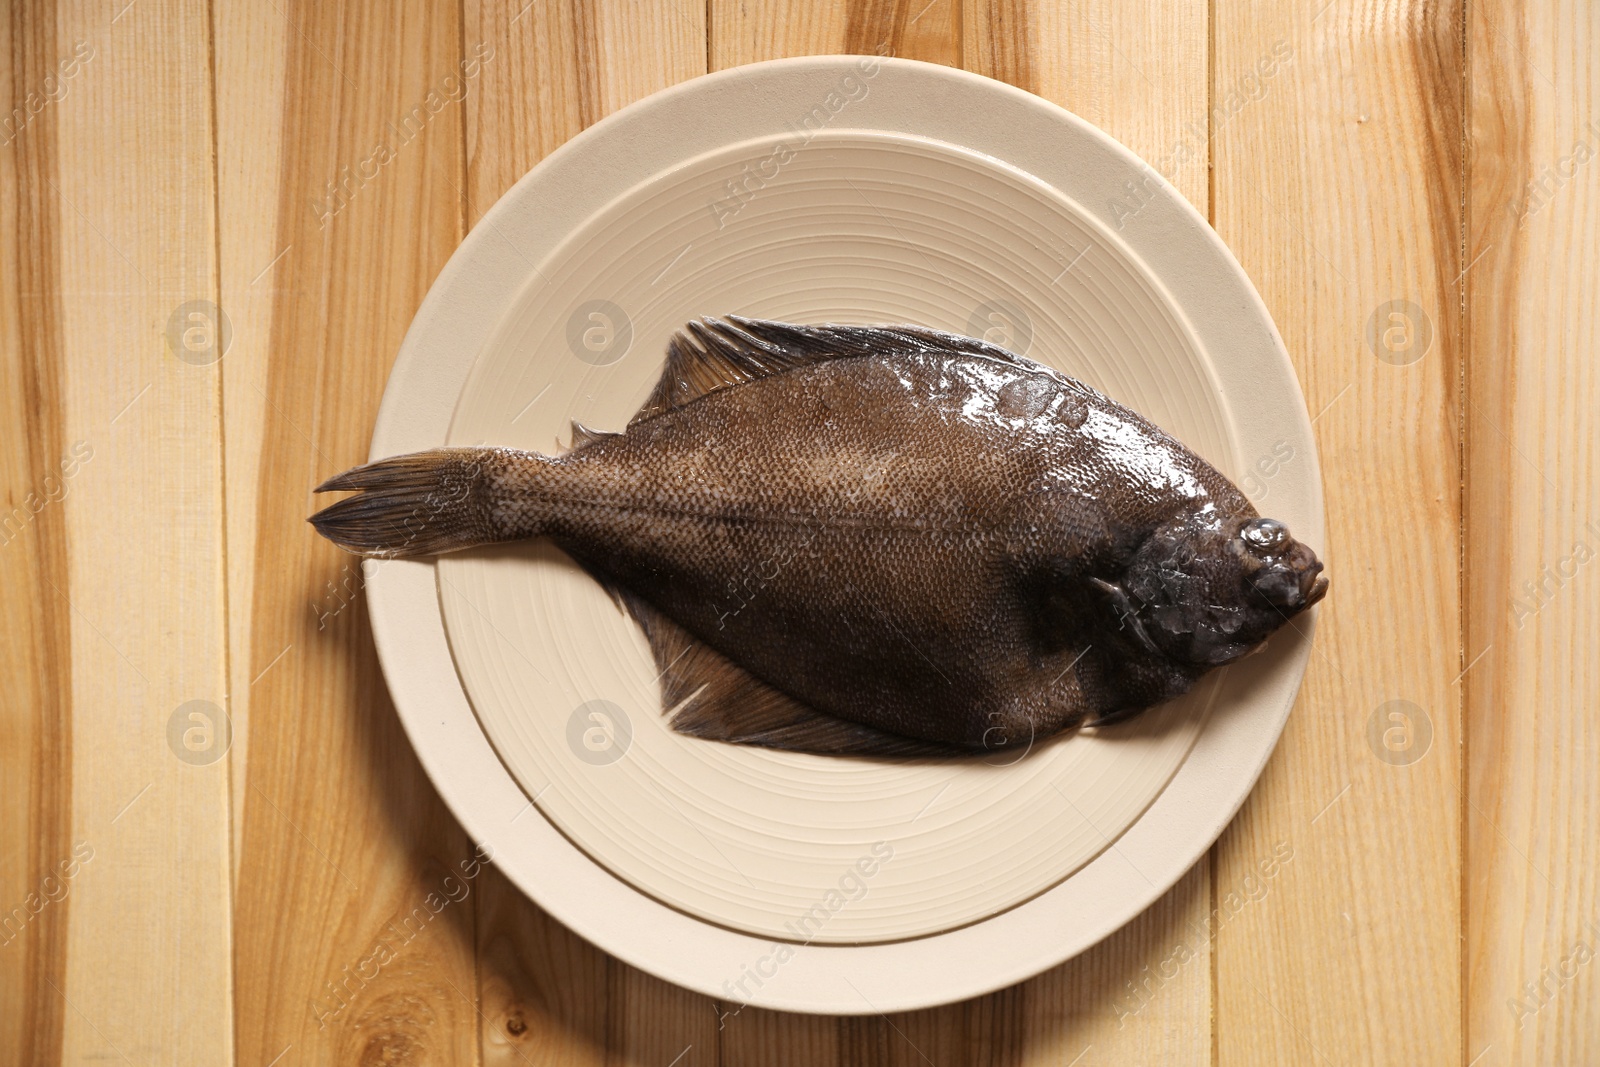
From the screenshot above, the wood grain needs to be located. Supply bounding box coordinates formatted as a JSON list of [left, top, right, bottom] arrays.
[[0, 4, 74, 1062], [11, 0, 1600, 1062], [0, 0, 238, 1062], [1211, 0, 1465, 1063], [974, 0, 1213, 213], [224, 1, 481, 1063], [1466, 1, 1600, 1064], [214, 0, 289, 874]]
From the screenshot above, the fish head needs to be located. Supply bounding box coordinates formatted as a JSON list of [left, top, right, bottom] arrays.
[[1111, 511, 1328, 667]]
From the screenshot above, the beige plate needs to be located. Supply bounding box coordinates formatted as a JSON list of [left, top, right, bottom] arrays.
[[367, 56, 1322, 1013]]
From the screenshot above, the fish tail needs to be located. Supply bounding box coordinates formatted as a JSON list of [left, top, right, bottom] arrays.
[[309, 446, 551, 559]]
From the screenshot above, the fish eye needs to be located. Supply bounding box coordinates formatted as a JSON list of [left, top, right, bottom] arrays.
[[1240, 517, 1289, 552]]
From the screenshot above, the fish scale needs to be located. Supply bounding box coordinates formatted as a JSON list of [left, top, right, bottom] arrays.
[[311, 316, 1326, 757]]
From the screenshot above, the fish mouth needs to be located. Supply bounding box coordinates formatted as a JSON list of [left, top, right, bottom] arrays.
[[1301, 569, 1329, 607]]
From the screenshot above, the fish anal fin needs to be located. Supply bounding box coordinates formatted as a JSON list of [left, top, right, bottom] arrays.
[[619, 592, 963, 759], [628, 315, 1076, 427]]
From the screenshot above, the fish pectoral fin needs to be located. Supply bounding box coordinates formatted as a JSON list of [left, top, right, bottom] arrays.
[[1081, 704, 1143, 728], [620, 593, 964, 759], [1088, 577, 1165, 658], [629, 315, 1096, 426]]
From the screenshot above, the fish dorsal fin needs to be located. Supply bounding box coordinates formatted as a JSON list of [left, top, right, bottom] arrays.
[[568, 419, 620, 451], [628, 315, 1042, 426], [618, 591, 964, 759]]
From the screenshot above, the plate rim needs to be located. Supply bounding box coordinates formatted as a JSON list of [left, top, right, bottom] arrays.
[[365, 54, 1323, 1015]]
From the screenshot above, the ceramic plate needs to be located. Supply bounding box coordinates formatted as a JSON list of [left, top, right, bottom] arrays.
[[366, 56, 1321, 1014]]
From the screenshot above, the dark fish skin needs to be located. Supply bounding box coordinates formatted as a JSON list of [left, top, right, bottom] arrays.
[[311, 317, 1326, 755]]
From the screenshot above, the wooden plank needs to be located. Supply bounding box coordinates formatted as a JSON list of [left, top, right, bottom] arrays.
[[710, 0, 961, 71], [465, 0, 708, 216], [728, 1009, 840, 1066], [213, 0, 288, 875], [1, 0, 237, 1062], [710, 1, 844, 68], [0, 4, 79, 1062], [1466, 1, 1600, 1062], [969, 0, 1212, 213], [865, 984, 1027, 1066], [1211, 0, 1464, 1062], [459, 2, 713, 1064], [224, 0, 482, 1062], [476, 870, 611, 1064], [1008, 868, 1212, 1063]]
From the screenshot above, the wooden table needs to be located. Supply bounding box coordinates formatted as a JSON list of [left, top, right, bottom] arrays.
[[1, 0, 1590, 1063]]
